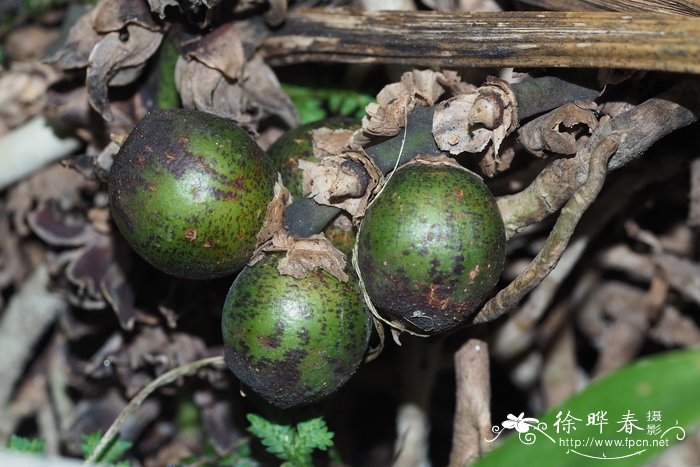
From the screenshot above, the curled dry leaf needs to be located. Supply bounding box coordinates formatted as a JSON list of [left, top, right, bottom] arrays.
[[478, 142, 516, 177], [240, 55, 298, 126], [433, 77, 517, 157], [5, 24, 59, 63], [301, 149, 382, 219], [360, 69, 461, 143], [277, 233, 349, 282], [311, 127, 357, 159], [146, 0, 180, 19], [519, 101, 599, 158], [26, 201, 98, 247], [0, 63, 58, 133], [433, 93, 491, 154], [184, 22, 247, 80], [91, 0, 160, 33], [255, 178, 291, 245], [176, 22, 296, 126], [264, 0, 288, 26], [44, 8, 102, 70], [25, 197, 138, 329], [87, 25, 164, 120], [7, 164, 95, 236], [254, 230, 349, 282], [47, 0, 164, 121]]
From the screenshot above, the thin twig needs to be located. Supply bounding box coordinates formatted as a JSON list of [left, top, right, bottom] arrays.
[[85, 356, 226, 465], [474, 136, 620, 324]]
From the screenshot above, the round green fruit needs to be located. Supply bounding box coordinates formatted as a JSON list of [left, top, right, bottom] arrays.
[[222, 254, 371, 408], [267, 117, 358, 199], [109, 109, 275, 279], [357, 161, 506, 334]]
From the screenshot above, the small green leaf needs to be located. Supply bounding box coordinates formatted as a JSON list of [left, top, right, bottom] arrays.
[[80, 430, 132, 466], [296, 418, 334, 452], [7, 434, 45, 454], [247, 413, 335, 467]]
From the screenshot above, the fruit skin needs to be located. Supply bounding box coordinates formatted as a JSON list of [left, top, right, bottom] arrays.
[[222, 254, 371, 408], [267, 117, 358, 199], [357, 161, 506, 334], [109, 109, 275, 279]]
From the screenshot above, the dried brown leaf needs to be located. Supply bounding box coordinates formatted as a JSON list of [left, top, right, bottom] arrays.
[[5, 25, 59, 63], [175, 56, 226, 115], [176, 54, 292, 127], [7, 164, 95, 236], [44, 9, 101, 70], [0, 63, 58, 133], [256, 178, 291, 245], [519, 102, 599, 158], [436, 69, 478, 95], [65, 235, 113, 301], [311, 127, 355, 159], [240, 55, 298, 126], [26, 202, 98, 247], [92, 0, 160, 33], [264, 0, 288, 26], [433, 77, 517, 157], [185, 23, 247, 80], [101, 263, 138, 331], [87, 25, 164, 120], [278, 234, 349, 282], [196, 395, 243, 454], [301, 149, 381, 219], [433, 93, 491, 154], [146, 0, 180, 19]]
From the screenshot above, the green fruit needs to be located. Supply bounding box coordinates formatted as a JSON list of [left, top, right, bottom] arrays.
[[109, 109, 275, 279], [267, 117, 358, 199], [222, 254, 371, 408], [357, 161, 506, 334]]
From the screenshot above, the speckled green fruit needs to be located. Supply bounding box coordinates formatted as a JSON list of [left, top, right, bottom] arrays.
[[357, 161, 506, 334], [267, 117, 358, 199], [109, 109, 275, 279], [222, 254, 371, 408]]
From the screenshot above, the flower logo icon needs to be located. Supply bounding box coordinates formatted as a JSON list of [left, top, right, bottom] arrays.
[[502, 413, 539, 433]]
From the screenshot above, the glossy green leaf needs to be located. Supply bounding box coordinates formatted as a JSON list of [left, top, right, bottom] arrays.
[[476, 349, 700, 467]]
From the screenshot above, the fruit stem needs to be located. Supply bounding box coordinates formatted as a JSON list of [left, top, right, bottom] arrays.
[[284, 76, 599, 237]]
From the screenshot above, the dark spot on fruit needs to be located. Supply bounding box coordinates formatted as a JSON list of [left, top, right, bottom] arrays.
[[257, 335, 280, 349]]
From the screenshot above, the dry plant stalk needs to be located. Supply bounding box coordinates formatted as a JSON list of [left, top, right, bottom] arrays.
[[498, 79, 700, 239], [449, 337, 492, 467], [259, 10, 700, 73], [85, 356, 225, 465], [475, 135, 620, 324], [517, 0, 700, 16]]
